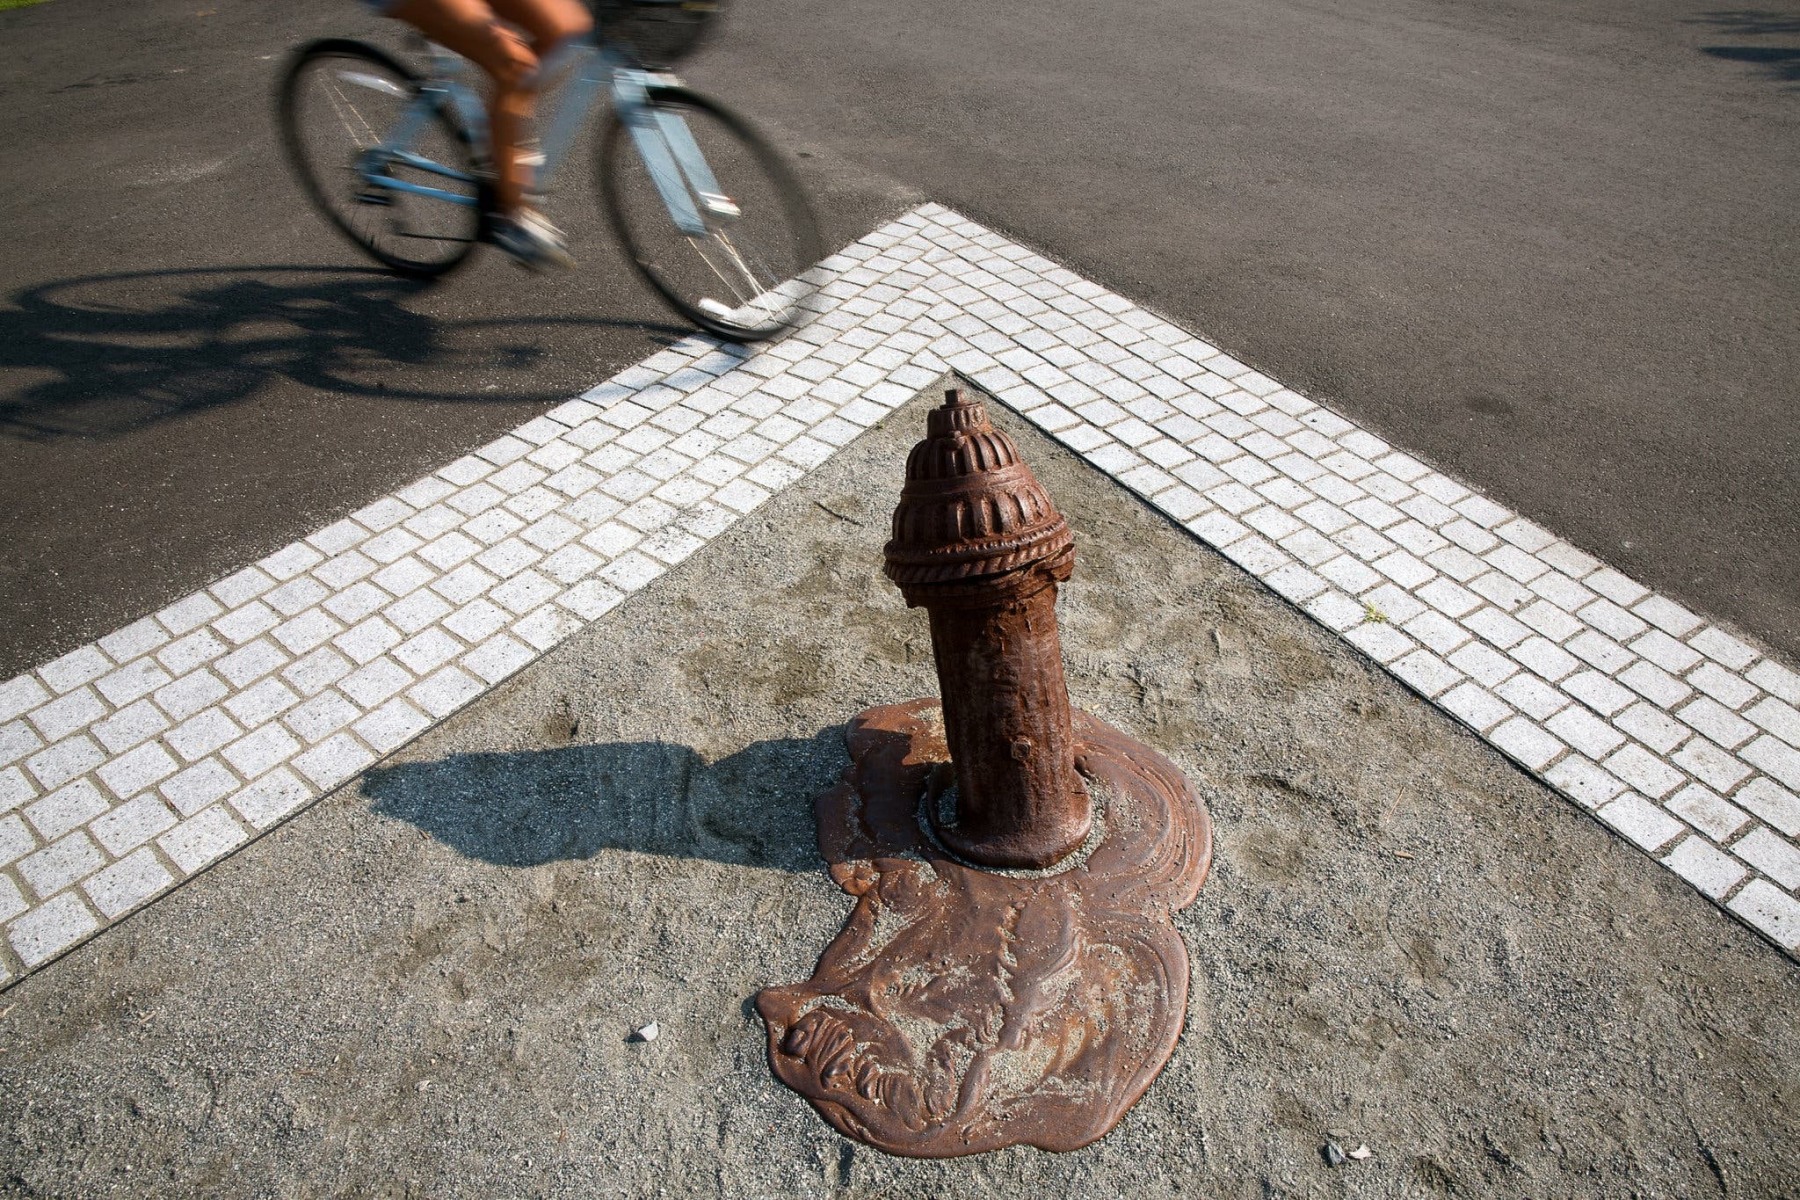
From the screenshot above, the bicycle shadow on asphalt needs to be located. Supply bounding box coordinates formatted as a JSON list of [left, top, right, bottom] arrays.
[[361, 728, 849, 874], [0, 264, 694, 441], [1686, 10, 1800, 86]]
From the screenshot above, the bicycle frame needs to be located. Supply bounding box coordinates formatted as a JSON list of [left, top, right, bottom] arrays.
[[355, 37, 727, 237]]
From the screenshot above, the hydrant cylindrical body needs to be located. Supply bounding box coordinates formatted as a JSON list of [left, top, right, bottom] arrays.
[[885, 389, 1091, 869]]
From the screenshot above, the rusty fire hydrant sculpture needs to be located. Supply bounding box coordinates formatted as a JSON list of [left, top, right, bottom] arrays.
[[885, 388, 1089, 870], [758, 388, 1213, 1157]]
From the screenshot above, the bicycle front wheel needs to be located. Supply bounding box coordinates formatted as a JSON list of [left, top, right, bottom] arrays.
[[600, 86, 822, 342], [278, 39, 488, 279]]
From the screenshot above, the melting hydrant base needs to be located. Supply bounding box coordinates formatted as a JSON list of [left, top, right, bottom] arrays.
[[756, 698, 1213, 1158]]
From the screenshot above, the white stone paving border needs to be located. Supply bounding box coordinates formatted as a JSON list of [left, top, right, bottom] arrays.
[[3, 204, 1799, 988]]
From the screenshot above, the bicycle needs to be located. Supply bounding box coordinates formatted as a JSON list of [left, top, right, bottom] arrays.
[[276, 0, 822, 342]]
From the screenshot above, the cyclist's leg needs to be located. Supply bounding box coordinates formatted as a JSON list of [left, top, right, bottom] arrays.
[[488, 0, 592, 204], [386, 0, 539, 217], [488, 0, 591, 63]]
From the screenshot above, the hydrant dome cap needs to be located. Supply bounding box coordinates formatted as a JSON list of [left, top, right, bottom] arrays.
[[883, 389, 1074, 586]]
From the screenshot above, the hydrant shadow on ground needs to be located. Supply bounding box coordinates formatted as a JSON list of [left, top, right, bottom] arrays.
[[362, 731, 841, 873], [757, 388, 1214, 1158]]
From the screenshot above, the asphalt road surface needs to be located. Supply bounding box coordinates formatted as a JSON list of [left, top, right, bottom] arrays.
[[2, 0, 1795, 679]]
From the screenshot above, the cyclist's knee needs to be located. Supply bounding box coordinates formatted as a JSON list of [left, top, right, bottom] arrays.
[[547, 9, 593, 47], [488, 31, 539, 92], [530, 0, 592, 53]]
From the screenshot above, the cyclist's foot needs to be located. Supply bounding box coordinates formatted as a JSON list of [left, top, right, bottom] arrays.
[[491, 208, 574, 272]]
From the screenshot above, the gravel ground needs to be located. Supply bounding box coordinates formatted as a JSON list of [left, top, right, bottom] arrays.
[[2, 385, 1797, 1199]]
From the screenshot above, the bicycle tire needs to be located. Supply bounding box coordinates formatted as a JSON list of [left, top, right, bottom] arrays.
[[598, 85, 822, 341], [277, 39, 489, 279]]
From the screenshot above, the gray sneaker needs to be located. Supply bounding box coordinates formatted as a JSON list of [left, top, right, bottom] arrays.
[[491, 208, 574, 271]]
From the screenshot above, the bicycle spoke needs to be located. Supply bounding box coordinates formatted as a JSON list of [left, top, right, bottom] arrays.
[[688, 232, 756, 305], [684, 220, 790, 322], [322, 81, 380, 150], [717, 232, 788, 314]]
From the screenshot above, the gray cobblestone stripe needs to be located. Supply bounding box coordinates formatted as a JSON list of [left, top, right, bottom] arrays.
[[2, 204, 1798, 986]]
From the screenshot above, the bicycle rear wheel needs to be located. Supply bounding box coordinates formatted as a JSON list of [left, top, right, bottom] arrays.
[[599, 86, 822, 342], [278, 39, 488, 279]]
